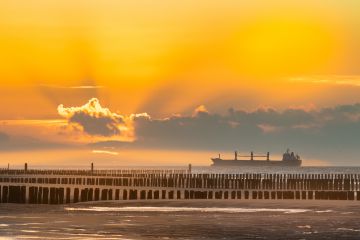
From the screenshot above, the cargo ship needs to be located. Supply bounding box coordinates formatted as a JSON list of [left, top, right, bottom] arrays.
[[211, 149, 302, 167]]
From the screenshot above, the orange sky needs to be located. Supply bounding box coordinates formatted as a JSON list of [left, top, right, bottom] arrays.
[[1, 1, 360, 166], [0, 0, 359, 118]]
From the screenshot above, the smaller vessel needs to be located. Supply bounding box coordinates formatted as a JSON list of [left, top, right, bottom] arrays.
[[211, 149, 302, 167]]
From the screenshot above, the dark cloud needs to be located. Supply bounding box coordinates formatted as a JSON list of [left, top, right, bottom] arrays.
[[58, 98, 125, 136], [121, 103, 360, 164], [0, 132, 69, 152], [52, 99, 360, 164]]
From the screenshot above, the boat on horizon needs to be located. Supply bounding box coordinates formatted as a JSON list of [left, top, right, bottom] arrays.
[[211, 149, 302, 167]]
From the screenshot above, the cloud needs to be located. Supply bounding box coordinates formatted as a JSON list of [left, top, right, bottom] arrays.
[[40, 84, 103, 89], [58, 98, 126, 137], [38, 79, 103, 112], [117, 102, 360, 164], [193, 105, 209, 116], [92, 149, 119, 155], [257, 124, 280, 133], [289, 75, 360, 87], [6, 96, 360, 164], [0, 131, 69, 151]]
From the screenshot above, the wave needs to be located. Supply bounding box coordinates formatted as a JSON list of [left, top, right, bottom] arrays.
[[337, 228, 360, 232], [65, 206, 311, 214], [297, 225, 311, 229]]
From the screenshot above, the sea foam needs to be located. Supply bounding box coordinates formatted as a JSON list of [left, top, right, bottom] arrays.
[[65, 206, 310, 214]]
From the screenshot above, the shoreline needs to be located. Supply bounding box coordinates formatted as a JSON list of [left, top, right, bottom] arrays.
[[1, 199, 359, 210]]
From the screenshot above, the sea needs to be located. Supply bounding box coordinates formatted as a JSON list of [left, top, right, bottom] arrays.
[[1, 166, 360, 240]]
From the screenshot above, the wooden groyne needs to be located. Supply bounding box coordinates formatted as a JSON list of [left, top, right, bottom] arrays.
[[1, 167, 360, 204]]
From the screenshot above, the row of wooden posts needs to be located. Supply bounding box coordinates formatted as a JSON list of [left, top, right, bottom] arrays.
[[0, 165, 360, 204], [1, 186, 358, 204], [1, 174, 360, 191]]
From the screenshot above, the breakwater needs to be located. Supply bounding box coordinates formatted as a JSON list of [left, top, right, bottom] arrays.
[[1, 166, 360, 204]]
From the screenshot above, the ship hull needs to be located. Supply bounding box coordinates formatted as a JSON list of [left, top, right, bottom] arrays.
[[211, 158, 302, 167]]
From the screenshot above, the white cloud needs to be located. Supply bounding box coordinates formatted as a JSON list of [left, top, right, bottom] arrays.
[[58, 98, 125, 136], [92, 150, 119, 155], [193, 105, 209, 116]]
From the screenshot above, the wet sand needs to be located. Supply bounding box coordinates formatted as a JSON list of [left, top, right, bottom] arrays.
[[0, 200, 360, 239]]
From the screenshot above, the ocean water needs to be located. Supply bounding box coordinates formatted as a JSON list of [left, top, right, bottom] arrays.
[[0, 166, 360, 239]]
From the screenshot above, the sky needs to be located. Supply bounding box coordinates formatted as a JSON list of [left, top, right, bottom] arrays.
[[0, 0, 360, 167]]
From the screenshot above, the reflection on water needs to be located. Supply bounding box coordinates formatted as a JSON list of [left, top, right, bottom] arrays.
[[65, 206, 311, 214], [0, 201, 360, 240]]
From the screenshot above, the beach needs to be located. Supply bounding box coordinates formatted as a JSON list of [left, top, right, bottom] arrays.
[[0, 200, 360, 239]]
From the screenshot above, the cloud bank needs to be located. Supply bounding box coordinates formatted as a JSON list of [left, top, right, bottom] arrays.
[[55, 98, 360, 164], [0, 131, 68, 151], [126, 103, 360, 164]]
